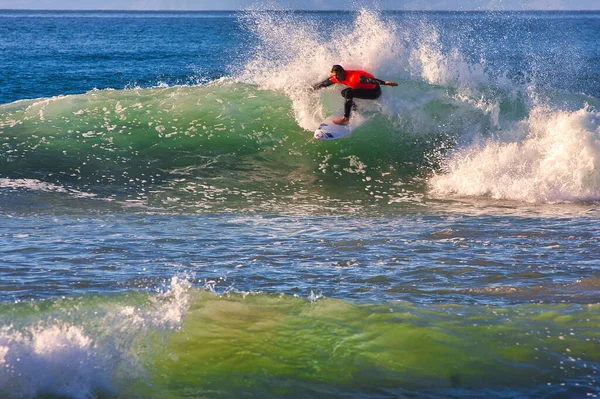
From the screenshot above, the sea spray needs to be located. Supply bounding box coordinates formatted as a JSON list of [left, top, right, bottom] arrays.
[[0, 324, 113, 399], [0, 277, 192, 399], [238, 9, 408, 130], [237, 9, 514, 131]]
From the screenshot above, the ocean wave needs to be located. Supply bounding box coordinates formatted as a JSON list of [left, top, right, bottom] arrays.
[[2, 9, 600, 209], [237, 8, 600, 205], [0, 80, 445, 212], [0, 284, 598, 398]]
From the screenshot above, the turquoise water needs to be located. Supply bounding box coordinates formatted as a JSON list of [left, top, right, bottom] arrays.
[[0, 9, 599, 398]]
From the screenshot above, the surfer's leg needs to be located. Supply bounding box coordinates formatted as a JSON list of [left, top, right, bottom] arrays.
[[351, 86, 382, 101], [333, 89, 353, 125], [334, 88, 352, 125], [341, 88, 354, 118], [341, 86, 382, 119]]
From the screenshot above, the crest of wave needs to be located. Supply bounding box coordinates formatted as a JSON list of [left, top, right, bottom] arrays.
[[407, 25, 514, 126], [238, 8, 407, 130], [429, 105, 600, 203], [238, 7, 510, 131]]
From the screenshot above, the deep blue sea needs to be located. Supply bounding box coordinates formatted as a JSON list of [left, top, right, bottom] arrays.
[[1, 9, 599, 399]]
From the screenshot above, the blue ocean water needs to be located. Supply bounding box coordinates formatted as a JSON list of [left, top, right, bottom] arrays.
[[1, 9, 599, 399]]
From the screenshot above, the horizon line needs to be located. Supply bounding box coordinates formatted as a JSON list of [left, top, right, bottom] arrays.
[[2, 8, 600, 12]]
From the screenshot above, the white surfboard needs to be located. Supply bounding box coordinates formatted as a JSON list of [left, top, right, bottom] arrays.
[[314, 113, 369, 141]]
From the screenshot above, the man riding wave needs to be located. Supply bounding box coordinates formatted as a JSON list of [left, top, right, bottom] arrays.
[[312, 65, 398, 125]]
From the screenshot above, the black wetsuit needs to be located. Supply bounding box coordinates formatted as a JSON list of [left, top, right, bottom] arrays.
[[313, 75, 385, 118]]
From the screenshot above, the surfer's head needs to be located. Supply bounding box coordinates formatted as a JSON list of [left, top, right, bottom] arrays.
[[331, 65, 346, 81]]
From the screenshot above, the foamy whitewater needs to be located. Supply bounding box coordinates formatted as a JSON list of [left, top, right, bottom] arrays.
[[0, 8, 599, 399], [431, 106, 600, 202]]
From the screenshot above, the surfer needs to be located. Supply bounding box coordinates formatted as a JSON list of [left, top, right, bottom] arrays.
[[312, 65, 398, 125]]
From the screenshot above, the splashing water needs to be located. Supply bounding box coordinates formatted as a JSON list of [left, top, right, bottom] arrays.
[[430, 105, 600, 202], [0, 277, 192, 399]]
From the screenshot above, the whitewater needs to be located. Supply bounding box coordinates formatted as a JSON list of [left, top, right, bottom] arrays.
[[0, 8, 599, 399]]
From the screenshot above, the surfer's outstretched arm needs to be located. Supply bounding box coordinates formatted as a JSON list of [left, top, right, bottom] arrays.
[[312, 77, 334, 90], [360, 76, 398, 87]]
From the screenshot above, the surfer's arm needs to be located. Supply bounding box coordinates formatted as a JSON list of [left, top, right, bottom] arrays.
[[312, 77, 335, 90], [361, 76, 399, 87]]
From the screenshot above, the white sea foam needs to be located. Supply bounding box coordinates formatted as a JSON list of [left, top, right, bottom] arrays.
[[0, 178, 97, 199], [430, 106, 600, 203], [0, 324, 113, 399], [0, 178, 68, 193], [0, 276, 192, 398]]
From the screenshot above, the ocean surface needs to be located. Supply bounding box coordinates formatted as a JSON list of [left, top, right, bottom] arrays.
[[1, 8, 599, 398]]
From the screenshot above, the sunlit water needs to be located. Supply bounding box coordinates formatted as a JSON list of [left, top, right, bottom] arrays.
[[0, 9, 599, 399]]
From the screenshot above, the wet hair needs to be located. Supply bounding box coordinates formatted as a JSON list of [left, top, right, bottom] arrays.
[[331, 65, 345, 74]]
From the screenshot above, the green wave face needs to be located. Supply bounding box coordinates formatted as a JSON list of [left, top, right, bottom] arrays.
[[1, 82, 450, 213], [1, 84, 301, 186], [2, 289, 597, 398], [4, 78, 596, 212], [151, 293, 600, 398]]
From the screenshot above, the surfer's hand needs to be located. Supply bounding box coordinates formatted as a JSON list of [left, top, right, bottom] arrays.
[[385, 81, 398, 87]]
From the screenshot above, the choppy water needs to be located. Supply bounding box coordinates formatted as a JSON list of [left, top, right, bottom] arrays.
[[0, 9, 599, 399]]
